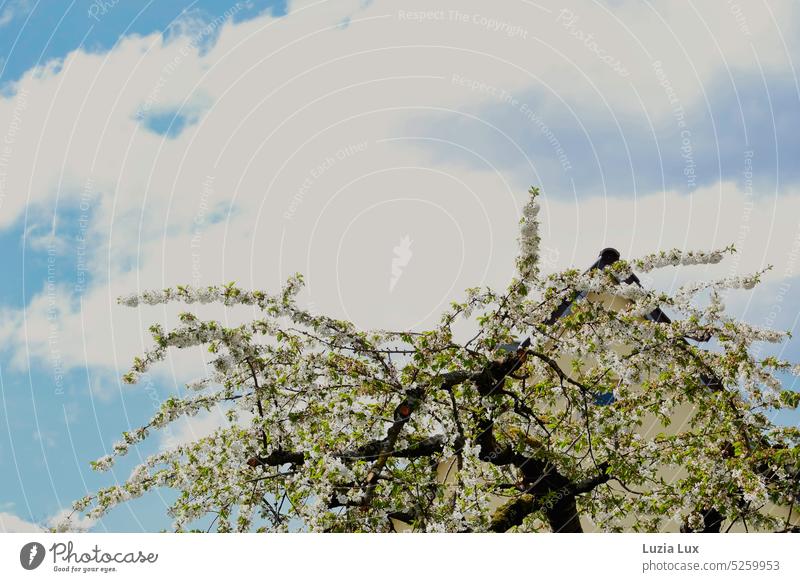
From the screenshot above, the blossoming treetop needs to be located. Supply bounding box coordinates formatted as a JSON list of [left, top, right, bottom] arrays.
[[64, 188, 800, 532]]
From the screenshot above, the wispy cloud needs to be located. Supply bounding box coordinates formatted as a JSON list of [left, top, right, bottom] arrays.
[[0, 0, 31, 28]]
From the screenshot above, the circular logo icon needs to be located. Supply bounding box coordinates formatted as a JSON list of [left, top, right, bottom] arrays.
[[20, 542, 46, 570]]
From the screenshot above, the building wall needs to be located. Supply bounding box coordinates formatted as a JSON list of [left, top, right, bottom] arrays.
[[391, 291, 799, 532]]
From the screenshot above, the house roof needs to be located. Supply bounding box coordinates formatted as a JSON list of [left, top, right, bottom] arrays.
[[531, 247, 721, 396], [544, 247, 671, 326]]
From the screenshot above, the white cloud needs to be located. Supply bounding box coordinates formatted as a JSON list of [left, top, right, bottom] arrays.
[[47, 508, 95, 532], [0, 0, 798, 380], [0, 511, 43, 532], [539, 181, 800, 281], [0, 507, 96, 533], [160, 408, 251, 450]]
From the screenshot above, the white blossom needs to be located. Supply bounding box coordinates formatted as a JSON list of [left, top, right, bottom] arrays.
[[69, 191, 800, 533], [515, 187, 541, 282]]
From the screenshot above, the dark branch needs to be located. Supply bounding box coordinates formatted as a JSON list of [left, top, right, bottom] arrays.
[[489, 494, 538, 532]]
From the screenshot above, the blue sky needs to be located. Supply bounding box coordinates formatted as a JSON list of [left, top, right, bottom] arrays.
[[1, 0, 799, 532], [0, 1, 287, 85], [0, 0, 285, 532]]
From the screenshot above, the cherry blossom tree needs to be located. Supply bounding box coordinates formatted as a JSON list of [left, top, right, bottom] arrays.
[[61, 188, 800, 532]]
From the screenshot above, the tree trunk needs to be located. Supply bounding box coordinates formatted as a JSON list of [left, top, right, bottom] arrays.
[[545, 496, 583, 533]]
